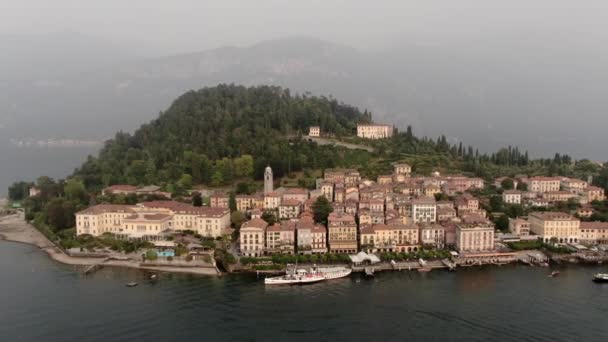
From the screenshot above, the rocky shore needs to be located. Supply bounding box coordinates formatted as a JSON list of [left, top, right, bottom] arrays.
[[0, 212, 219, 276]]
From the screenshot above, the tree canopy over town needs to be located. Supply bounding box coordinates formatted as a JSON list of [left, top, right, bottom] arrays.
[[73, 84, 373, 193]]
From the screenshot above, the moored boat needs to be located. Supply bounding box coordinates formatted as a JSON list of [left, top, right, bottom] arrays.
[[592, 273, 608, 283], [264, 269, 325, 285]]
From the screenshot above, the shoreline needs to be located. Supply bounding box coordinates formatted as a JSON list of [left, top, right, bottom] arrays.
[[0, 213, 220, 276], [2, 212, 602, 279]]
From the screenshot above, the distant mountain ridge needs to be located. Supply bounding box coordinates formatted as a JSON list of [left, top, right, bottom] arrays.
[[2, 34, 607, 160]]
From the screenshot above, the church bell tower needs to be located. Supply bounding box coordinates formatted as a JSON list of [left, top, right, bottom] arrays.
[[264, 166, 273, 194]]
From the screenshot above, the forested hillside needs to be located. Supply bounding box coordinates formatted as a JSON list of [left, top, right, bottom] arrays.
[[70, 84, 608, 196], [74, 84, 374, 192]]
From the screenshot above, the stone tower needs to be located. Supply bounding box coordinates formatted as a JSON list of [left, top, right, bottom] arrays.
[[264, 166, 273, 194]]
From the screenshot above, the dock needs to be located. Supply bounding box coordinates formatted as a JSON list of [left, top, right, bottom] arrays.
[[352, 260, 449, 274], [441, 259, 456, 271], [83, 264, 103, 275]]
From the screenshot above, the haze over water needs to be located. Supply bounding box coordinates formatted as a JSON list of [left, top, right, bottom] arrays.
[[0, 144, 99, 197], [1, 242, 607, 341]]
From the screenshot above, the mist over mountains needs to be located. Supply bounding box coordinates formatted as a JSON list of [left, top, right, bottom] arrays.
[[1, 32, 607, 160]]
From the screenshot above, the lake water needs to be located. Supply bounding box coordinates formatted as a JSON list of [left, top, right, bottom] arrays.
[[0, 143, 99, 196], [0, 241, 607, 342]]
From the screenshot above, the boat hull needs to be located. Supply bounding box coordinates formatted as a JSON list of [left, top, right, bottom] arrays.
[[264, 274, 325, 285], [316, 267, 352, 280], [264, 276, 325, 285]]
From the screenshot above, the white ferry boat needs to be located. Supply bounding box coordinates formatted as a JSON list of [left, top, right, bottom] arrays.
[[592, 273, 608, 283], [313, 266, 352, 280], [264, 269, 325, 285]]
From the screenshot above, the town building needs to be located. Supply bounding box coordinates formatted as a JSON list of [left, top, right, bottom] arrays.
[[239, 219, 268, 257], [264, 192, 281, 210], [28, 186, 41, 197], [210, 192, 229, 208], [312, 225, 328, 254], [135, 185, 171, 198], [583, 186, 605, 203], [394, 163, 412, 177], [579, 222, 608, 244], [528, 212, 580, 243], [543, 191, 576, 203], [528, 198, 550, 208], [102, 185, 137, 196], [121, 212, 172, 240], [327, 213, 358, 253], [264, 222, 296, 255], [577, 205, 594, 218], [76, 204, 136, 237], [360, 223, 421, 253], [236, 194, 264, 212], [377, 175, 393, 185], [278, 199, 301, 219], [76, 202, 230, 239], [508, 218, 530, 236], [140, 201, 231, 238], [562, 178, 588, 194], [356, 124, 393, 139], [456, 221, 495, 253], [502, 190, 522, 205], [419, 223, 446, 248], [527, 177, 562, 194], [282, 188, 309, 203], [411, 196, 437, 223], [455, 194, 479, 212], [437, 207, 457, 222], [296, 218, 314, 254], [320, 182, 334, 201], [308, 126, 320, 137]]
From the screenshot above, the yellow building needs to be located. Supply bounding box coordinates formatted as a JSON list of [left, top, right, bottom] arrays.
[[360, 223, 420, 253], [76, 204, 136, 236], [308, 126, 320, 137], [528, 212, 580, 243], [121, 213, 172, 240], [328, 213, 358, 253], [528, 177, 562, 194], [393, 163, 412, 177], [580, 222, 608, 244], [76, 201, 230, 239]]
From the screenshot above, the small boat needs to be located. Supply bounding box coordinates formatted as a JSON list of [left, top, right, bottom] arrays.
[[264, 269, 325, 285], [125, 282, 138, 287], [418, 267, 432, 273], [150, 274, 158, 280], [548, 271, 560, 277], [592, 273, 608, 283]]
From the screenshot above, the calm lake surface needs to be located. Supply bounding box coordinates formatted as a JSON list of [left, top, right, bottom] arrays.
[[1, 242, 607, 342]]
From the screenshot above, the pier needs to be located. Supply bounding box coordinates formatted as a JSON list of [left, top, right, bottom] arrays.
[[83, 264, 103, 275]]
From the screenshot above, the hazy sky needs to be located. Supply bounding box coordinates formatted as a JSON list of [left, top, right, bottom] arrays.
[[3, 0, 608, 54]]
